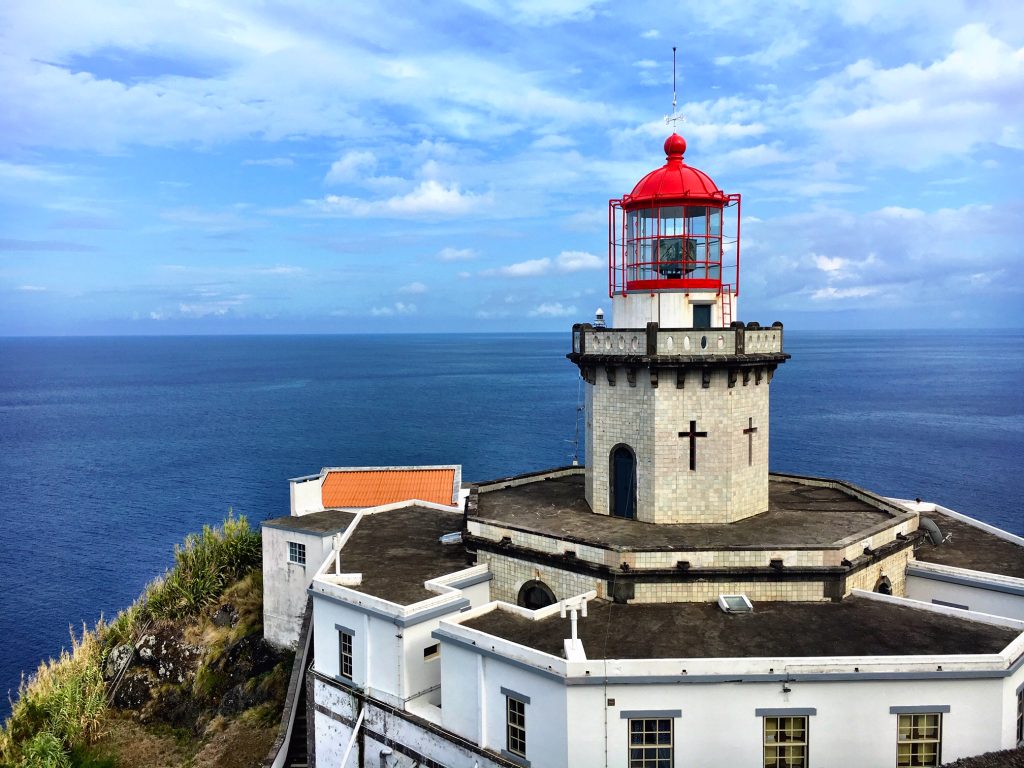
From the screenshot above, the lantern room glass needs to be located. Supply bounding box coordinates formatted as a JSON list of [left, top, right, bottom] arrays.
[[625, 204, 723, 285]]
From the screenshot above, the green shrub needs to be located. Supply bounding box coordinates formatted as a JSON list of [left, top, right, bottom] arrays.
[[17, 731, 70, 768], [2, 513, 263, 766], [0, 628, 105, 767], [143, 512, 261, 622]]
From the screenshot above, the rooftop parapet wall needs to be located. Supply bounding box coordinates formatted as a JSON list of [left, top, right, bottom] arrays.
[[446, 591, 1024, 672], [570, 322, 786, 362]]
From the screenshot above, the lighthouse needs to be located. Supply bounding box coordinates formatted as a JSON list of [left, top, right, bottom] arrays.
[[569, 131, 789, 524]]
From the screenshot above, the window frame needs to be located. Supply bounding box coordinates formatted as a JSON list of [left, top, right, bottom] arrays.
[[338, 629, 353, 680], [763, 715, 808, 768], [1016, 685, 1023, 746], [505, 695, 527, 758], [628, 717, 674, 768], [287, 540, 306, 566], [896, 712, 942, 767]]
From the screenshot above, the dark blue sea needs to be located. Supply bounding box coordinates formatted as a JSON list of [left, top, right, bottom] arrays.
[[1, 331, 1023, 720]]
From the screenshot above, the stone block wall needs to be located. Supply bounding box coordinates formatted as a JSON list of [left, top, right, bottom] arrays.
[[843, 548, 912, 597], [586, 364, 772, 524], [480, 552, 605, 604], [632, 579, 828, 603]]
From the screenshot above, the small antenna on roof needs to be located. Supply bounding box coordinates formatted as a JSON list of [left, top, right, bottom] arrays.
[[665, 46, 685, 131]]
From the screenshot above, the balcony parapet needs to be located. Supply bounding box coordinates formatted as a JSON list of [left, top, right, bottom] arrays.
[[568, 321, 788, 366]]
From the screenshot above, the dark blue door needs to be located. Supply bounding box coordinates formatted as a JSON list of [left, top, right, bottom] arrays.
[[612, 446, 636, 519], [693, 304, 712, 329]]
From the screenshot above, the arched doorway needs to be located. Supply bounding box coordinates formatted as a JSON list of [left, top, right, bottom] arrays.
[[875, 576, 892, 596], [517, 580, 556, 610], [610, 444, 637, 519]]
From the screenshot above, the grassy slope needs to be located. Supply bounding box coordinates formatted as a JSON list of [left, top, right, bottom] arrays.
[[1, 515, 290, 768]]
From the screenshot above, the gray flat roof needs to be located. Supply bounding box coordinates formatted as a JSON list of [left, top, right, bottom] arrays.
[[462, 597, 1020, 660], [262, 508, 357, 535], [915, 511, 1024, 579], [471, 473, 898, 550], [339, 506, 468, 605]]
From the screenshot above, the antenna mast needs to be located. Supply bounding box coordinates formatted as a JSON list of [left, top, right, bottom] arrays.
[[665, 46, 685, 131]]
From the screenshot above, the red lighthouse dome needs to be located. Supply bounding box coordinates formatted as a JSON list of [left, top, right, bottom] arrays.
[[609, 133, 741, 300], [623, 134, 727, 208]]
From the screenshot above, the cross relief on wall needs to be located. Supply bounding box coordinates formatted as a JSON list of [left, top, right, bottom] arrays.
[[677, 417, 759, 471]]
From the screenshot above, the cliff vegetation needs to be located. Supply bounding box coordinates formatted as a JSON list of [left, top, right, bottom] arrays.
[[1, 514, 290, 768]]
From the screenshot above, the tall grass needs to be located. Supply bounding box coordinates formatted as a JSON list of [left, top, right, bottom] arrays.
[[0, 627, 105, 768], [1, 514, 263, 767], [142, 512, 261, 622]]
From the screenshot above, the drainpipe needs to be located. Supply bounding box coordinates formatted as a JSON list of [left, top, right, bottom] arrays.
[[339, 705, 365, 768]]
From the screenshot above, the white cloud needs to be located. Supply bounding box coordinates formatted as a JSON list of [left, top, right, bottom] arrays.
[[714, 33, 808, 68], [309, 180, 490, 218], [480, 250, 601, 278], [556, 250, 602, 272], [177, 294, 248, 317], [810, 286, 879, 301], [487, 257, 551, 277], [242, 157, 293, 167], [371, 301, 417, 316], [0, 161, 71, 184], [476, 308, 510, 319], [254, 265, 305, 276], [812, 255, 849, 273], [633, 59, 658, 69], [398, 281, 428, 294], [528, 301, 577, 317], [640, 29, 660, 39], [807, 24, 1024, 168], [438, 247, 477, 262], [463, 0, 607, 26], [16, 284, 47, 291], [325, 150, 377, 185], [160, 207, 254, 232]]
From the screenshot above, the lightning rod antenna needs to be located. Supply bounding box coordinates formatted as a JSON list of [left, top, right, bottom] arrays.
[[672, 46, 677, 116], [665, 47, 685, 131]]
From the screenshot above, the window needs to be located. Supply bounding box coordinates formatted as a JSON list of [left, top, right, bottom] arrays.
[[506, 695, 526, 758], [288, 541, 306, 565], [629, 718, 673, 768], [338, 630, 353, 679], [1016, 688, 1023, 745], [897, 713, 941, 767], [764, 716, 807, 768], [423, 643, 440, 661]]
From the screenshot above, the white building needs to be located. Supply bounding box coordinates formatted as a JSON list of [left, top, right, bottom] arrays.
[[263, 132, 1024, 768]]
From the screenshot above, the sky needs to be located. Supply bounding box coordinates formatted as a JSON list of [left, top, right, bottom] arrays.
[[1, 0, 1022, 335]]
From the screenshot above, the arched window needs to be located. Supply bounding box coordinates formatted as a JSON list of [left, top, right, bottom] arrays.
[[875, 576, 893, 596], [517, 580, 556, 610], [610, 444, 637, 520]]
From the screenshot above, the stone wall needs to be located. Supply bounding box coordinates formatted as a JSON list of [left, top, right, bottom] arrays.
[[586, 365, 772, 524], [479, 552, 606, 604]]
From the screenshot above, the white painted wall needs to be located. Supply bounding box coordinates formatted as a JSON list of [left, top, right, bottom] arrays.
[[315, 678, 510, 768], [436, 649, 1023, 768], [429, 595, 1024, 767], [907, 568, 1024, 620], [311, 569, 492, 707], [575, 676, 1011, 767], [611, 291, 733, 329], [262, 527, 334, 648], [290, 475, 323, 516]]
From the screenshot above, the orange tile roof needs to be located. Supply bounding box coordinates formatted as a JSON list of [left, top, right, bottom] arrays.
[[321, 468, 457, 508]]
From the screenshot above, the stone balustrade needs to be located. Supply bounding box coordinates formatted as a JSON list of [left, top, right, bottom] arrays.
[[570, 322, 784, 358]]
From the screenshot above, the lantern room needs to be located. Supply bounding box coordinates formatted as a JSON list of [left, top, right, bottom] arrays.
[[608, 133, 741, 329]]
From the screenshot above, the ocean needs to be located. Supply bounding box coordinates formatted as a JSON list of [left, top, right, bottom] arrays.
[[1, 330, 1022, 720]]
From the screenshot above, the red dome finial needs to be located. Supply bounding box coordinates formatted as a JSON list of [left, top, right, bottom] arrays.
[[664, 133, 686, 161]]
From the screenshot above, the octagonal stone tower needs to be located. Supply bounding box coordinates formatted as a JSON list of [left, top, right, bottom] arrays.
[[567, 133, 789, 524]]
